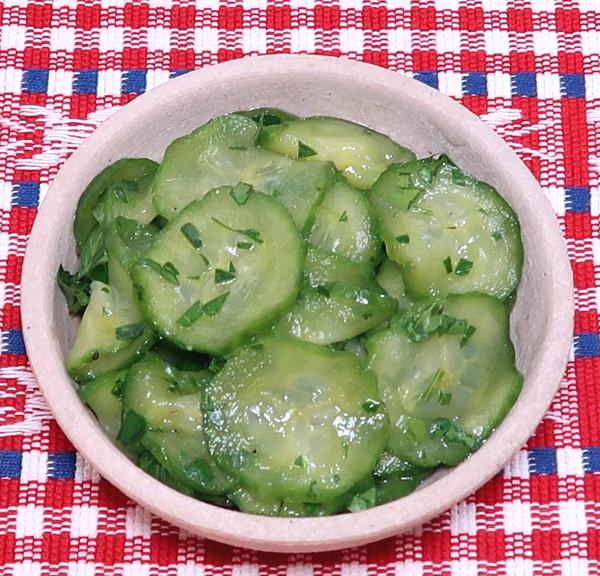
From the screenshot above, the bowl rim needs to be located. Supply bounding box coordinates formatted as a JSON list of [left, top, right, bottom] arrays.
[[21, 54, 574, 553]]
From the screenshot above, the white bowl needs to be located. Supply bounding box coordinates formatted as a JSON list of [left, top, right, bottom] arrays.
[[21, 55, 573, 553]]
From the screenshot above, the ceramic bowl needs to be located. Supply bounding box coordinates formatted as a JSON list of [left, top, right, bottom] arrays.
[[21, 55, 573, 552]]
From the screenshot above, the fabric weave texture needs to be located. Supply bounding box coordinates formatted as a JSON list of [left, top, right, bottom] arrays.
[[0, 0, 596, 574]]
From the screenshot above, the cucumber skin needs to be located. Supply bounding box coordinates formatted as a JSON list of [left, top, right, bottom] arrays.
[[74, 158, 158, 252]]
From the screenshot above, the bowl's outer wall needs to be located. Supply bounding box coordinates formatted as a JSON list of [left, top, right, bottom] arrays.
[[21, 55, 574, 552]]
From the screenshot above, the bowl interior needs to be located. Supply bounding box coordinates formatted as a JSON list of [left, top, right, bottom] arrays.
[[23, 55, 573, 553]]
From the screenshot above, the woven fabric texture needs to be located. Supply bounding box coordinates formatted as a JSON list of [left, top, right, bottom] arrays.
[[0, 0, 596, 574]]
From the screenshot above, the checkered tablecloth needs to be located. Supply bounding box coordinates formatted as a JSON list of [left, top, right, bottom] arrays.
[[0, 0, 597, 574]]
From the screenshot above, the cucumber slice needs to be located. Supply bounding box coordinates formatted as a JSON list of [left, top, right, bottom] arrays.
[[150, 341, 210, 372], [152, 114, 335, 230], [141, 431, 236, 495], [274, 283, 396, 345], [135, 186, 303, 355], [366, 293, 523, 467], [368, 156, 523, 300], [229, 487, 349, 517], [257, 116, 415, 190], [106, 217, 159, 272], [204, 338, 389, 503], [303, 245, 375, 289], [67, 258, 155, 381], [237, 108, 297, 126], [307, 178, 379, 264], [376, 259, 412, 308], [137, 450, 194, 496], [122, 355, 205, 435], [74, 158, 158, 251], [79, 369, 127, 440]]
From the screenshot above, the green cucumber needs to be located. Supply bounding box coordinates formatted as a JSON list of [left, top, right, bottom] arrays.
[[79, 369, 127, 440], [368, 156, 523, 300], [274, 283, 396, 345], [376, 259, 412, 308], [134, 186, 303, 355], [303, 245, 375, 289], [307, 178, 379, 264], [74, 158, 158, 251], [366, 293, 523, 467], [151, 114, 335, 230], [204, 338, 389, 503], [257, 116, 415, 190], [237, 108, 297, 126]]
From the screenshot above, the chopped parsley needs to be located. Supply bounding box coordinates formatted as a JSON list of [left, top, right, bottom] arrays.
[[117, 410, 146, 445], [443, 256, 453, 274], [362, 399, 380, 413], [454, 258, 473, 276], [298, 141, 317, 158], [139, 257, 180, 285], [177, 292, 230, 327], [115, 323, 144, 340], [229, 182, 253, 206], [429, 417, 481, 451], [215, 262, 236, 284], [211, 217, 263, 243], [395, 234, 410, 244], [180, 222, 203, 249], [338, 211, 348, 222]]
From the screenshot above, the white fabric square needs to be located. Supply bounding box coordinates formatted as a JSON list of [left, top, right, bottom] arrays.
[[123, 565, 150, 576], [16, 505, 44, 538], [590, 187, 600, 218], [0, 181, 14, 213], [557, 447, 584, 477], [195, 27, 220, 53], [486, 72, 512, 98], [0, 25, 26, 51], [243, 28, 267, 54], [585, 74, 600, 100], [450, 502, 477, 535], [0, 232, 9, 264], [74, 453, 101, 483], [99, 27, 125, 52], [233, 564, 261, 576], [243, 0, 267, 8], [504, 450, 531, 479], [97, 70, 122, 98], [178, 564, 206, 576], [533, 30, 558, 56], [559, 500, 588, 533], [147, 27, 172, 52], [543, 186, 566, 218], [338, 0, 364, 8], [438, 72, 463, 98], [70, 505, 99, 538], [529, 0, 556, 12], [0, 68, 23, 95], [146, 69, 171, 91], [505, 559, 534, 576], [450, 560, 479, 576], [388, 29, 412, 53], [47, 70, 74, 97], [287, 564, 313, 576], [67, 562, 96, 576], [50, 27, 76, 52], [289, 0, 315, 7], [125, 506, 152, 538], [561, 558, 589, 576], [435, 0, 459, 9], [291, 28, 316, 53], [385, 0, 412, 8], [536, 72, 561, 99], [484, 30, 510, 55], [13, 562, 42, 576], [340, 562, 368, 576], [436, 30, 460, 54], [339, 29, 365, 54], [20, 451, 48, 483], [503, 501, 532, 535], [395, 561, 423, 576], [481, 0, 508, 10]]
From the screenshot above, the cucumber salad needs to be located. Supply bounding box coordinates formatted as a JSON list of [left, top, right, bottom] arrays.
[[58, 109, 524, 517]]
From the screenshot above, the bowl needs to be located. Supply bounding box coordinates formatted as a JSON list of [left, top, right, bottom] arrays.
[[21, 55, 574, 553]]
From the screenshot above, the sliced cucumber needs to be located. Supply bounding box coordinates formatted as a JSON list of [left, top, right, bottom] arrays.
[[74, 158, 158, 251], [303, 245, 375, 289], [368, 156, 523, 300], [137, 450, 194, 496], [376, 259, 412, 308], [141, 431, 236, 495], [229, 487, 349, 517], [67, 258, 155, 381], [152, 114, 335, 230], [366, 293, 523, 467], [257, 116, 415, 190], [204, 338, 389, 503], [150, 340, 210, 372], [237, 108, 297, 126], [274, 283, 396, 345], [106, 217, 159, 272], [307, 178, 379, 264], [134, 186, 303, 355], [79, 369, 127, 440], [122, 355, 205, 435]]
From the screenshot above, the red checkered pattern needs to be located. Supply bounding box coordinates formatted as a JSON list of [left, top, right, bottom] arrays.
[[0, 0, 596, 574]]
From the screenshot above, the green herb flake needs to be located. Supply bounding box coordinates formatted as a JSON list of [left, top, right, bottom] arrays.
[[451, 169, 467, 186], [362, 399, 380, 413], [395, 234, 410, 244], [212, 217, 263, 244], [230, 182, 253, 206], [164, 365, 200, 395], [115, 323, 144, 340], [215, 266, 236, 284], [298, 141, 317, 158], [111, 377, 125, 399], [460, 324, 477, 348], [443, 256, 453, 274], [237, 241, 253, 250], [316, 285, 330, 298], [417, 369, 445, 403], [338, 211, 348, 222], [185, 458, 215, 483], [117, 410, 146, 444], [139, 257, 180, 285], [342, 442, 349, 459], [294, 456, 304, 467], [348, 486, 377, 512], [362, 309, 374, 320], [429, 417, 481, 451], [180, 222, 203, 249], [307, 480, 318, 499], [78, 225, 107, 278], [177, 292, 230, 327], [228, 144, 247, 151], [491, 231, 502, 241], [454, 258, 473, 276], [438, 391, 452, 405], [57, 265, 90, 316], [203, 292, 229, 316]]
